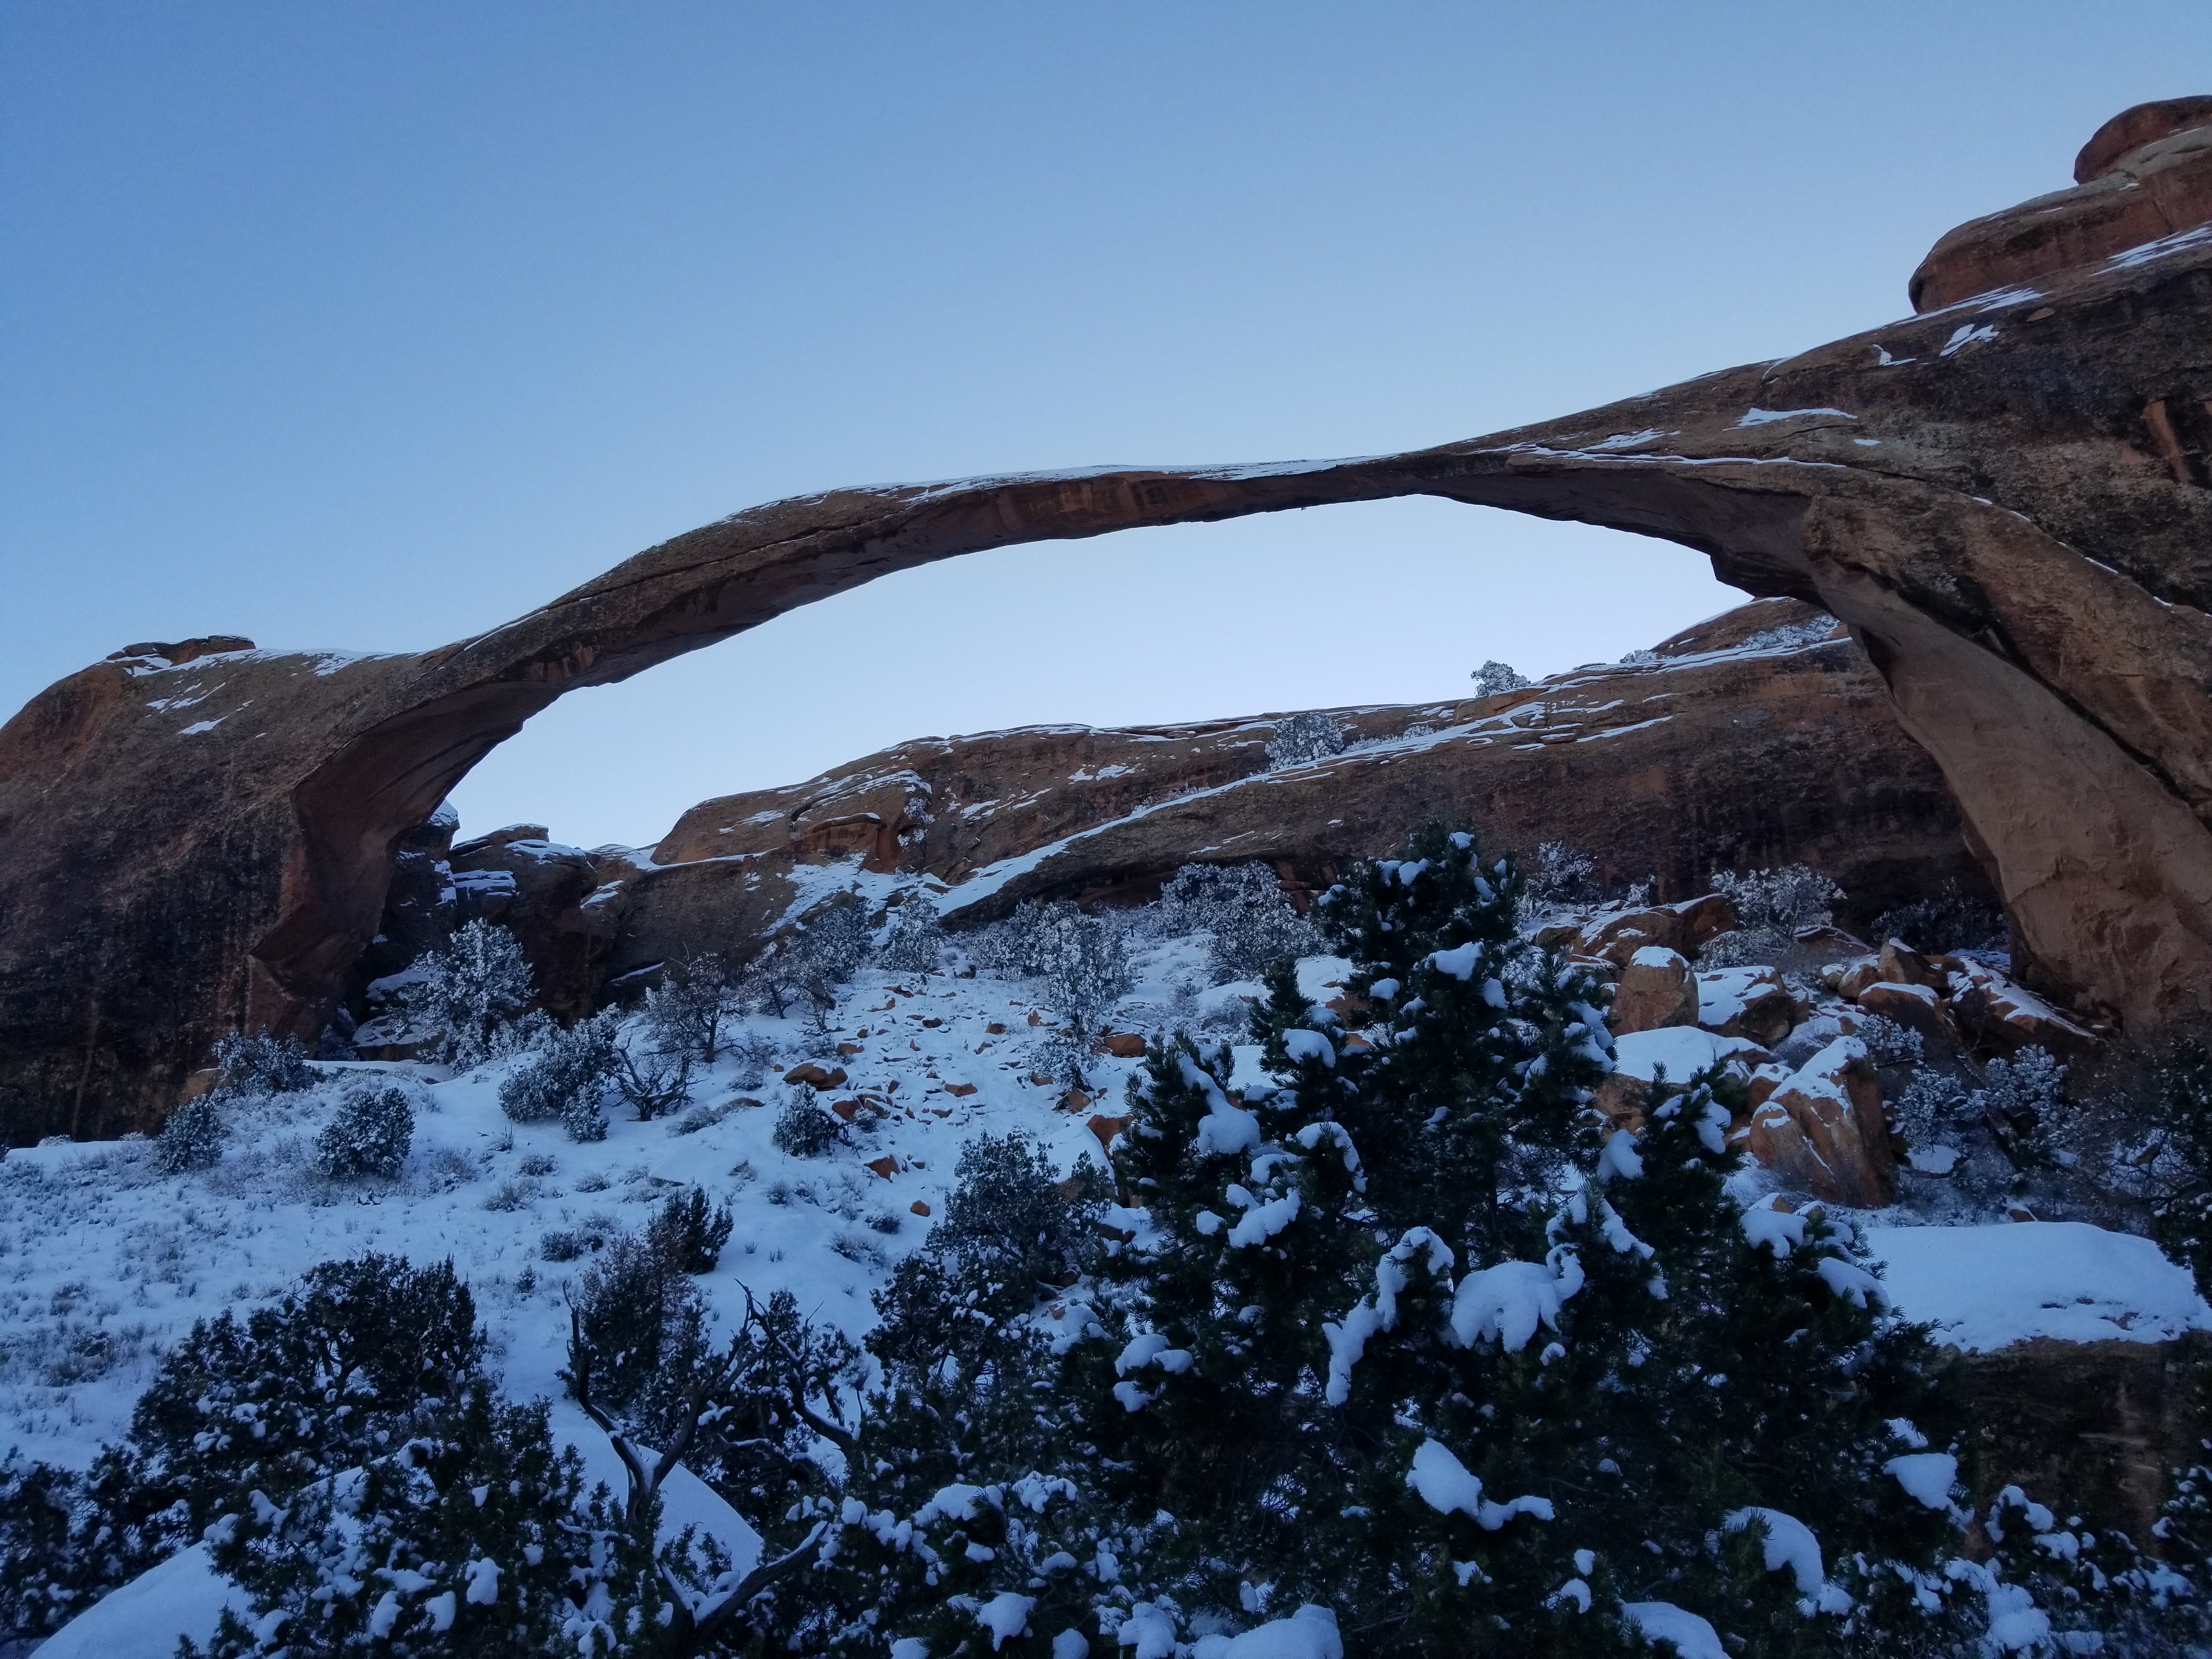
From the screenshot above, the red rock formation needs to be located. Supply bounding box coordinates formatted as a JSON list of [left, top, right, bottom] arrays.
[[590, 601, 1971, 989], [6, 103, 2212, 1141]]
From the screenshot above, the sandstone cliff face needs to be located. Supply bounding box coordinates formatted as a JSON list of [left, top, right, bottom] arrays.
[[8, 101, 2212, 1141], [419, 600, 1981, 1012]]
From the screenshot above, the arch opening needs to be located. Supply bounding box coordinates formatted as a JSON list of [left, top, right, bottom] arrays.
[[445, 499, 1747, 853]]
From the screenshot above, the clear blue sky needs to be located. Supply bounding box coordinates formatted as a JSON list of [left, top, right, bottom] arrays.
[[6, 4, 2207, 848]]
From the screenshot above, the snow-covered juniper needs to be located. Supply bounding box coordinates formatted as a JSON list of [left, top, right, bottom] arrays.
[[820, 827, 1985, 1657], [0, 1256, 487, 1637]]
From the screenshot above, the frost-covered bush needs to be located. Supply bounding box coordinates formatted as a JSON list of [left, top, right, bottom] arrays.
[[741, 901, 872, 1017], [1469, 658, 1530, 697], [1701, 863, 1844, 964], [611, 1036, 692, 1122], [0, 1256, 487, 1637], [878, 893, 948, 974], [1521, 839, 1599, 914], [1155, 861, 1318, 983], [399, 919, 535, 1068], [314, 1084, 414, 1180], [648, 1185, 735, 1275], [211, 1031, 314, 1096], [931, 1132, 1104, 1311], [1893, 1067, 1967, 1154], [639, 952, 739, 1063], [1036, 905, 1134, 1044], [1855, 1012, 1926, 1068], [972, 899, 1133, 1046], [1972, 1046, 2067, 1137], [1874, 880, 2007, 955], [1712, 863, 1841, 936], [726, 1029, 778, 1090], [1741, 611, 1840, 653], [497, 1012, 616, 1140], [1265, 709, 1347, 768], [771, 1090, 844, 1158], [154, 1089, 228, 1174]]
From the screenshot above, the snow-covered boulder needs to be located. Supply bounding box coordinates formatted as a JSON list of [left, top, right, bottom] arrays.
[[1740, 1035, 1895, 1207], [1695, 963, 1799, 1045], [1609, 945, 1698, 1034]]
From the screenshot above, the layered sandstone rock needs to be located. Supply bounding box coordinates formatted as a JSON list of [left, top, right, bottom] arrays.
[[580, 601, 1979, 992], [7, 101, 2212, 1142], [1609, 948, 1699, 1035], [1912, 97, 2212, 311], [1740, 1036, 1897, 1207]]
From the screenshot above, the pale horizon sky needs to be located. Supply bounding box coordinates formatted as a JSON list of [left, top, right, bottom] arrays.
[[7, 4, 2209, 848]]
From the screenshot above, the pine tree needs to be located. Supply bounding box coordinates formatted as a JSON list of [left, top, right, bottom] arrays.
[[155, 1087, 230, 1173], [402, 921, 535, 1068], [315, 1084, 415, 1179], [816, 828, 1983, 1657]]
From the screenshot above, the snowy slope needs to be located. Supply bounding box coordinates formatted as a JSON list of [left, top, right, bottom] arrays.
[[6, 936, 2208, 1483], [0, 938, 1269, 1472]]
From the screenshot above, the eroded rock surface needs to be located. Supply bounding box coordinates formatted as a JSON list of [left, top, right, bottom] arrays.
[[586, 601, 1972, 992], [7, 103, 2212, 1139]]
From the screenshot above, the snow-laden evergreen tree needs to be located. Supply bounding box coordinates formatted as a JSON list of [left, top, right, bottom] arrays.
[[0, 1257, 489, 1635], [499, 1013, 618, 1140], [1266, 710, 1347, 768], [1155, 862, 1318, 984], [820, 827, 1980, 1657], [880, 894, 950, 975], [213, 1031, 316, 1096], [155, 1087, 229, 1173], [187, 1387, 622, 1659], [1470, 660, 1530, 698], [2153, 1036, 2212, 1300], [315, 1084, 415, 1179], [401, 921, 535, 1068]]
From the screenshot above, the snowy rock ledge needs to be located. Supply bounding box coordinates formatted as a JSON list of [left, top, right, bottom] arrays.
[[1862, 1222, 2212, 1351]]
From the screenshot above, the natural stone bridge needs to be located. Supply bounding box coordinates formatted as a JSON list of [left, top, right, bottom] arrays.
[[7, 99, 2212, 1143]]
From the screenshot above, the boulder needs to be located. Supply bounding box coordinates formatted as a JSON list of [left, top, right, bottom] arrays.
[[1877, 939, 1948, 994], [1592, 1072, 1647, 1134], [1953, 1331, 2212, 1543], [782, 1063, 847, 1090], [1830, 957, 1883, 1000], [1856, 980, 1957, 1047], [1910, 99, 2212, 311], [1609, 947, 1699, 1034], [1740, 1036, 1895, 1207], [1575, 895, 1741, 967], [1792, 924, 1872, 961], [1095, 1030, 1148, 1058], [1695, 965, 1800, 1046], [1948, 961, 2101, 1060]]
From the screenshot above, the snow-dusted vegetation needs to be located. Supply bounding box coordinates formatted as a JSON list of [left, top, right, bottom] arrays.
[[5, 842, 2212, 1656]]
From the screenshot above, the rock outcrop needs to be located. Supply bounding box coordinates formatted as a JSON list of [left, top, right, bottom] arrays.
[[577, 601, 1976, 992], [7, 101, 2212, 1141]]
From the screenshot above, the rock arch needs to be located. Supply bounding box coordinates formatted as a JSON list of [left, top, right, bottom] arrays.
[[7, 100, 2212, 1142]]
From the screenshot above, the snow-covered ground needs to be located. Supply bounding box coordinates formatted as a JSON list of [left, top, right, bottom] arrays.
[[0, 935, 1297, 1471], [5, 933, 2208, 1483]]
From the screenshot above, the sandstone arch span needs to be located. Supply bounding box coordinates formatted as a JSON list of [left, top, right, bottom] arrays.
[[7, 99, 2212, 1144]]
